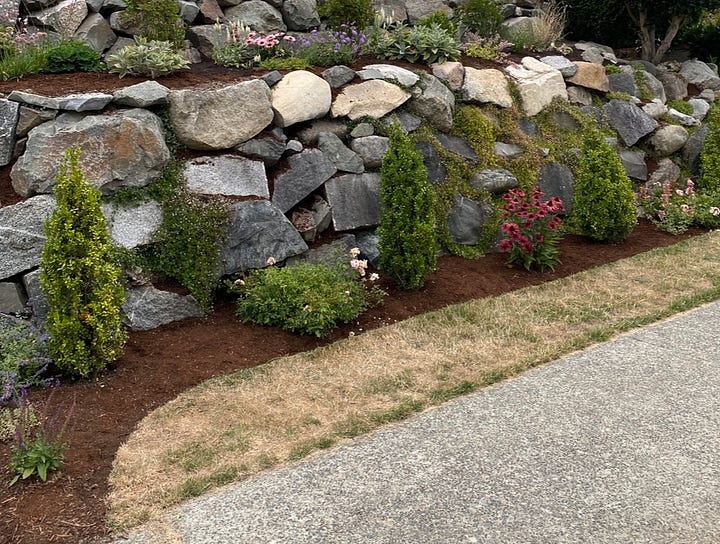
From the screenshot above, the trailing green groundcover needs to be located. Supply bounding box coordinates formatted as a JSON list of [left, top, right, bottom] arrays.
[[41, 149, 127, 378]]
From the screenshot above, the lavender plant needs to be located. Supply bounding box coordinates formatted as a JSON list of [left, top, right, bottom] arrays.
[[0, 317, 53, 404], [292, 26, 366, 66], [8, 385, 73, 485]]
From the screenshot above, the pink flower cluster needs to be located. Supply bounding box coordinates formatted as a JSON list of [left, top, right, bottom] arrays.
[[498, 187, 564, 272], [244, 31, 295, 49]]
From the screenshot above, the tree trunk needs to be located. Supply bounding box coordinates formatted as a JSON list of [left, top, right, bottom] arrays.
[[636, 8, 656, 61], [652, 14, 686, 64]]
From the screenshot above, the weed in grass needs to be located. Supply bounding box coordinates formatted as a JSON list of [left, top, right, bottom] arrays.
[[429, 381, 478, 404], [256, 454, 279, 470], [288, 437, 336, 461], [368, 398, 424, 425], [363, 370, 415, 395], [334, 415, 372, 439], [178, 467, 239, 499], [166, 443, 217, 473]]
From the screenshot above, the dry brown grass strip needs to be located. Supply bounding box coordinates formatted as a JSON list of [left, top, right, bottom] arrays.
[[107, 232, 720, 531]]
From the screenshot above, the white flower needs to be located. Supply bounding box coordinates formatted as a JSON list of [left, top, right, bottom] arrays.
[[266, 256, 276, 266], [233, 278, 245, 286], [369, 273, 379, 282], [349, 247, 361, 258], [710, 207, 720, 217]]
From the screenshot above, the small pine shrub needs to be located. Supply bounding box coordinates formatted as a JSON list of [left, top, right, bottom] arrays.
[[378, 123, 438, 290], [44, 41, 102, 73], [318, 0, 374, 30], [701, 107, 720, 193], [457, 0, 504, 37], [41, 149, 127, 378], [573, 129, 637, 243], [121, 0, 186, 50]]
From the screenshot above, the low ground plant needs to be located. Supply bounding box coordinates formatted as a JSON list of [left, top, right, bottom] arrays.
[[45, 40, 102, 73], [8, 387, 72, 485], [462, 32, 513, 61], [638, 179, 720, 234], [106, 37, 189, 78], [233, 250, 385, 337], [292, 26, 366, 67], [499, 187, 565, 272], [0, 318, 53, 403], [371, 22, 460, 64]]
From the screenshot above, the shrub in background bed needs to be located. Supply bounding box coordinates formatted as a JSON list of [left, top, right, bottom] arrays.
[[45, 41, 102, 73], [573, 128, 637, 243], [700, 106, 720, 193], [234, 251, 385, 338], [41, 148, 127, 378], [378, 123, 438, 290], [456, 0, 504, 37], [121, 0, 186, 50], [318, 0, 374, 30]]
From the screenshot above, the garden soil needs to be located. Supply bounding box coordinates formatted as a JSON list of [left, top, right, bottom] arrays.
[[0, 58, 703, 544]]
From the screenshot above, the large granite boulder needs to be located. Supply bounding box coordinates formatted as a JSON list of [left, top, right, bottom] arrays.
[[604, 99, 659, 147], [103, 200, 163, 249], [123, 286, 205, 331], [0, 196, 56, 281], [272, 149, 337, 213], [11, 109, 170, 196], [0, 99, 19, 167], [184, 155, 269, 197], [271, 70, 332, 128], [537, 162, 574, 214], [462, 67, 513, 108], [221, 200, 308, 273], [331, 80, 411, 120], [409, 73, 455, 133], [447, 195, 493, 246], [567, 62, 609, 92], [169, 80, 273, 150], [649, 125, 689, 157], [281, 0, 320, 30], [679, 59, 720, 91], [504, 57, 567, 117], [224, 0, 286, 32], [325, 173, 381, 231]]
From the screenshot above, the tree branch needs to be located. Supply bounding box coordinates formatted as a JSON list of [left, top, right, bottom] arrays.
[[653, 14, 687, 64]]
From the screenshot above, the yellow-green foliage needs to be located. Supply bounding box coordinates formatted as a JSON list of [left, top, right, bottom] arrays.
[[378, 123, 438, 290], [700, 106, 720, 192], [451, 105, 500, 167], [41, 149, 127, 377], [574, 129, 637, 243]]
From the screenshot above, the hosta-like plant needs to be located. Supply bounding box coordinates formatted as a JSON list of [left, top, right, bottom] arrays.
[[106, 37, 189, 78], [372, 23, 461, 64]]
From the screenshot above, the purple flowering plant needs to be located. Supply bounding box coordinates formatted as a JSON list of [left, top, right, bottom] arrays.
[[499, 187, 565, 272], [291, 25, 367, 66]]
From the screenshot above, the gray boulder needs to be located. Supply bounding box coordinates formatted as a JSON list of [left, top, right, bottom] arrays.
[[113, 81, 170, 107], [357, 64, 420, 87], [236, 135, 286, 166], [682, 125, 709, 177], [680, 59, 720, 91], [325, 173, 381, 231], [619, 149, 648, 181], [22, 269, 49, 325], [11, 109, 170, 196], [184, 155, 269, 198], [0, 196, 56, 280], [281, 0, 320, 30], [271, 70, 331, 128], [225, 0, 286, 32], [31, 0, 88, 35], [123, 286, 205, 331], [0, 282, 26, 315], [318, 132, 364, 174], [436, 134, 479, 162], [540, 55, 577, 78], [351, 136, 389, 170], [469, 169, 518, 194], [415, 142, 447, 185], [222, 200, 308, 274], [272, 149, 337, 213], [0, 99, 19, 167], [74, 12, 116, 52], [689, 98, 711, 121], [649, 125, 689, 156], [354, 229, 380, 267], [296, 120, 346, 146], [648, 158, 681, 187], [322, 65, 356, 88], [447, 195, 492, 246], [103, 200, 163, 249], [657, 72, 688, 101], [15, 106, 56, 138], [409, 73, 455, 133], [331, 80, 411, 120], [537, 163, 574, 214], [604, 99, 659, 147], [169, 80, 273, 150], [56, 93, 113, 112], [608, 72, 638, 97], [287, 235, 357, 267], [494, 142, 524, 159]]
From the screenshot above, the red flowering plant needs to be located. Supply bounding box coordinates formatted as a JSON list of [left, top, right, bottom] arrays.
[[498, 187, 565, 272]]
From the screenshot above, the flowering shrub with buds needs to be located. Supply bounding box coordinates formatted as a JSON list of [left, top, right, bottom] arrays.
[[232, 249, 385, 337], [291, 26, 366, 67], [638, 179, 720, 234], [462, 33, 514, 62], [499, 187, 564, 272]]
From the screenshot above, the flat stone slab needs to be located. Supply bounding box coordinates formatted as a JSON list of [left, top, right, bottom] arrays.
[[103, 200, 163, 249], [325, 173, 381, 231], [123, 285, 205, 331], [184, 155, 269, 198], [357, 64, 420, 87]]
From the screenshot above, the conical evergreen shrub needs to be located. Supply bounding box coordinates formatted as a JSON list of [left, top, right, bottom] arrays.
[[41, 149, 127, 377]]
